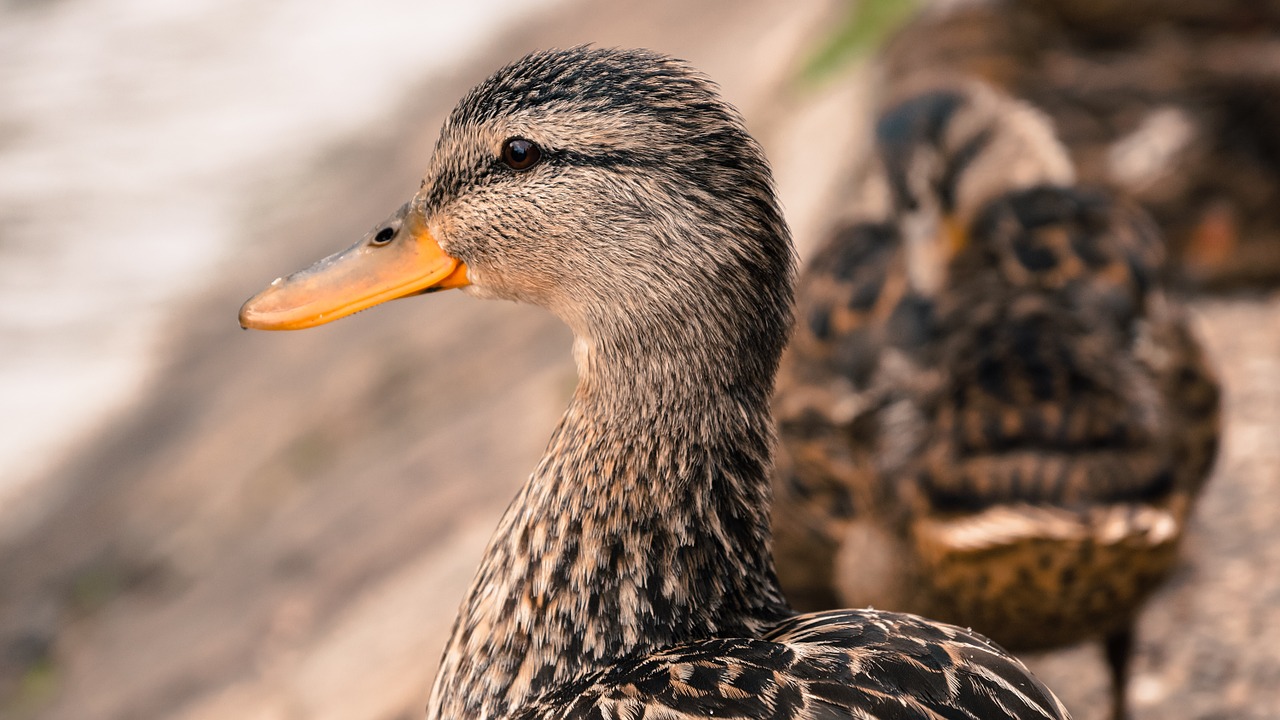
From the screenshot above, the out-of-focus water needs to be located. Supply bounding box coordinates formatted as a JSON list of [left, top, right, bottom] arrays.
[[0, 0, 560, 515]]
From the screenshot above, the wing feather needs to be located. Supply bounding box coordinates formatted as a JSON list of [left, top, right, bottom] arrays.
[[517, 610, 1068, 720]]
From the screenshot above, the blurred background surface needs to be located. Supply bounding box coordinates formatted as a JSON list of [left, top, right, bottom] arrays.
[[0, 0, 563, 531], [0, 1, 1277, 718]]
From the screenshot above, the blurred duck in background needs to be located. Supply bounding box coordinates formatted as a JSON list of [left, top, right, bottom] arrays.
[[880, 0, 1280, 289], [771, 82, 1221, 720]]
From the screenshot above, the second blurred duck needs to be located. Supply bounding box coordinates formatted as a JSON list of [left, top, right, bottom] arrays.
[[883, 0, 1280, 289], [772, 82, 1221, 720]]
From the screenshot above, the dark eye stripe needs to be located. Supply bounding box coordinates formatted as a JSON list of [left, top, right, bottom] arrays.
[[556, 149, 643, 170], [423, 145, 642, 215]]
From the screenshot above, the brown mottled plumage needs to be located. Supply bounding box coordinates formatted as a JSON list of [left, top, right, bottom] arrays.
[[772, 83, 1220, 720], [240, 48, 1069, 720], [882, 0, 1280, 289]]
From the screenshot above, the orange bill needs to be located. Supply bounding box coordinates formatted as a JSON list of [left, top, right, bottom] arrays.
[[943, 214, 968, 257], [239, 204, 469, 330]]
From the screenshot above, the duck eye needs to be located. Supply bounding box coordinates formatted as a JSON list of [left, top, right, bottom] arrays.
[[372, 226, 396, 245], [501, 138, 542, 171]]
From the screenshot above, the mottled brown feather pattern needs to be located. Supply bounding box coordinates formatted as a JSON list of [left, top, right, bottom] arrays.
[[772, 83, 1219, 719], [518, 610, 1066, 720], [275, 48, 1074, 720]]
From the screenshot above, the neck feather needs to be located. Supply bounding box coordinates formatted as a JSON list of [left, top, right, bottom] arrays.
[[426, 325, 790, 719]]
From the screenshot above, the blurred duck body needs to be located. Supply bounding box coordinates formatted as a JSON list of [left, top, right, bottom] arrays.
[[772, 82, 1221, 719]]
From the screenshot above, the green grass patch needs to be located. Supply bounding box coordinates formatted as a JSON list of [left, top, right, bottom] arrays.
[[798, 0, 922, 85]]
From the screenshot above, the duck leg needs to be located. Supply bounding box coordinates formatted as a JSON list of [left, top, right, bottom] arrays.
[[1103, 626, 1134, 720]]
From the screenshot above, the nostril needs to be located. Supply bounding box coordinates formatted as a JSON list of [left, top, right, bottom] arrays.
[[373, 227, 396, 245]]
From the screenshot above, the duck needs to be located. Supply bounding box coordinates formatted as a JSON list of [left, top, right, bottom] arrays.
[[770, 81, 1221, 720], [879, 0, 1280, 289], [239, 47, 1070, 720]]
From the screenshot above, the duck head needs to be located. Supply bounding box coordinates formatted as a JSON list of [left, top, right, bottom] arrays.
[[872, 82, 1075, 295], [240, 47, 793, 374]]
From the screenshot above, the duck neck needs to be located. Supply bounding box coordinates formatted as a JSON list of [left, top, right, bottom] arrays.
[[426, 327, 791, 720]]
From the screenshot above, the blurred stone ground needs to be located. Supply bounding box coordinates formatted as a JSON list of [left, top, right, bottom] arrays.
[[0, 0, 1277, 718]]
